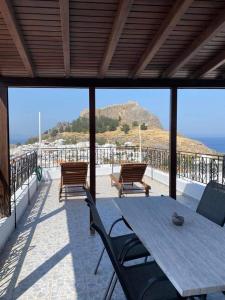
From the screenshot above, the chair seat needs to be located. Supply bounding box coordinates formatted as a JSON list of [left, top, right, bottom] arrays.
[[111, 172, 138, 184], [111, 233, 150, 261], [121, 261, 178, 300]]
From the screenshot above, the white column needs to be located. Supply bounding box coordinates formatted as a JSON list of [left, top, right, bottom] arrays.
[[38, 112, 42, 147], [139, 124, 142, 162]]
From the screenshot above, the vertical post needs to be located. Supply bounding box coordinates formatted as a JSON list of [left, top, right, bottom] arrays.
[[89, 87, 96, 234], [38, 112, 41, 146], [169, 87, 177, 200], [139, 124, 142, 162], [0, 84, 10, 217]]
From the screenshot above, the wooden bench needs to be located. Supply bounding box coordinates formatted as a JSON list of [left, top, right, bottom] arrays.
[[110, 163, 150, 197], [59, 162, 88, 200]]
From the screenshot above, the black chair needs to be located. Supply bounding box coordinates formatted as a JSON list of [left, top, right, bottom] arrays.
[[196, 181, 225, 226], [85, 190, 150, 274], [196, 181, 225, 299], [85, 196, 179, 300]]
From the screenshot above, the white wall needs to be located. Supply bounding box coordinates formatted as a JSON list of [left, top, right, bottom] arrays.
[[0, 175, 40, 252], [146, 167, 205, 201]]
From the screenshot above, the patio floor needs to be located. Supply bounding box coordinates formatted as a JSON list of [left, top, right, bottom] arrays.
[[0, 175, 223, 300]]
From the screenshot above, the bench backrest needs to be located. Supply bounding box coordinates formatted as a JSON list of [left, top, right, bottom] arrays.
[[61, 162, 88, 185], [119, 163, 147, 183]]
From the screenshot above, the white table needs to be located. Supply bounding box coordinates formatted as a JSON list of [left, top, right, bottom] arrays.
[[113, 196, 225, 297]]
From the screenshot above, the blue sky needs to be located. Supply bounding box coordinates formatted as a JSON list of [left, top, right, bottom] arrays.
[[9, 88, 225, 143]]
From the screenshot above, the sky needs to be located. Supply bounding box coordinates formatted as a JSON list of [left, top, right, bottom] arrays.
[[9, 88, 225, 143]]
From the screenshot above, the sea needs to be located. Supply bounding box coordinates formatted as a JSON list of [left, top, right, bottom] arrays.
[[192, 137, 225, 154]]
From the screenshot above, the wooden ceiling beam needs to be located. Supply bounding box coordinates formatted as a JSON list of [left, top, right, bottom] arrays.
[[99, 0, 133, 77], [162, 9, 225, 78], [132, 0, 193, 78], [191, 49, 225, 79], [0, 0, 34, 77], [2, 76, 225, 88], [59, 0, 70, 77]]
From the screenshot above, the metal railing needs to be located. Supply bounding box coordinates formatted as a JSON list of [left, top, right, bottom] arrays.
[[10, 150, 38, 228], [38, 146, 141, 168], [10, 151, 38, 194], [177, 151, 225, 184], [38, 146, 225, 185]]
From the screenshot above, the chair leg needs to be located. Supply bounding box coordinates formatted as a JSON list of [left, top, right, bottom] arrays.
[[105, 273, 117, 300], [103, 271, 116, 300], [94, 247, 105, 274], [144, 256, 148, 263]]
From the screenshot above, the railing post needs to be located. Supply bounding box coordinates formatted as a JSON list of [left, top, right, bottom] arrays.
[[89, 86, 96, 234], [169, 87, 177, 200]]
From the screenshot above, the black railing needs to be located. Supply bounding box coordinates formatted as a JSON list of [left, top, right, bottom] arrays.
[[39, 146, 141, 167], [177, 151, 224, 184], [39, 147, 225, 184], [38, 146, 225, 185], [10, 151, 38, 194]]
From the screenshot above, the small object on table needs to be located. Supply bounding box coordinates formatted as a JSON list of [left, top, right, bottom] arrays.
[[172, 212, 184, 226]]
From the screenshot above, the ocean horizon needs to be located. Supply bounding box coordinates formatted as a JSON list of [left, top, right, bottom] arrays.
[[191, 136, 225, 154]]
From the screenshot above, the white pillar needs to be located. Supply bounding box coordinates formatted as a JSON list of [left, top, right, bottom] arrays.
[[39, 112, 42, 147], [139, 124, 142, 162]]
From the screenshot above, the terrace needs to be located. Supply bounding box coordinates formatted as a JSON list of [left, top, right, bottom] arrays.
[[1, 0, 225, 299], [0, 147, 223, 299]]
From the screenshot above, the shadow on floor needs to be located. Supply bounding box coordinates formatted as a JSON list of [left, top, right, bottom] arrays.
[[0, 181, 53, 299]]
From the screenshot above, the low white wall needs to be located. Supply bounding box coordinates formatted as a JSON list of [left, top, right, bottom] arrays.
[[0, 175, 40, 252], [146, 166, 205, 201]]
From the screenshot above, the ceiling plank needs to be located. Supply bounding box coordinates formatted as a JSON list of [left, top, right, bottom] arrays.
[[59, 0, 70, 77], [162, 9, 225, 78], [99, 0, 133, 77], [191, 49, 225, 79], [132, 0, 193, 78], [0, 0, 34, 77]]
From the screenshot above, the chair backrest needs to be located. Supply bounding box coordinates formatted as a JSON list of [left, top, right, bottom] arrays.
[[85, 192, 131, 298], [119, 163, 147, 183], [196, 181, 225, 226], [61, 162, 88, 185]]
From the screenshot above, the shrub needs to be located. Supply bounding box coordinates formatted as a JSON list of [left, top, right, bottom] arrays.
[[50, 129, 58, 137], [26, 137, 38, 144], [121, 123, 130, 134], [140, 123, 148, 130]]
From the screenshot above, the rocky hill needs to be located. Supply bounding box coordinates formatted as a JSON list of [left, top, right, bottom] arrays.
[[31, 101, 216, 155], [80, 101, 163, 129]]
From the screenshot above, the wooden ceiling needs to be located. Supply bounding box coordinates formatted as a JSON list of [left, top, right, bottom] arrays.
[[1, 0, 225, 80]]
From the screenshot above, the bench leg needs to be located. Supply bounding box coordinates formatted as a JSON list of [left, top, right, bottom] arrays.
[[145, 188, 149, 197], [59, 187, 62, 201]]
